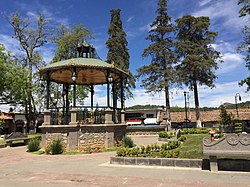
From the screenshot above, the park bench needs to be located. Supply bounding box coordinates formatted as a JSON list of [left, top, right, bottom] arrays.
[[4, 132, 31, 147], [203, 133, 250, 172]]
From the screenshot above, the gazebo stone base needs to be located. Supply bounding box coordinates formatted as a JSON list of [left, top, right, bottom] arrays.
[[39, 124, 127, 152]]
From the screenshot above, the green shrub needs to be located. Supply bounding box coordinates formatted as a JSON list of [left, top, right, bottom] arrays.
[[117, 147, 127, 157], [85, 146, 93, 154], [27, 138, 40, 152], [234, 123, 243, 133], [46, 139, 64, 155], [122, 136, 134, 148], [131, 147, 140, 157], [32, 135, 42, 141], [159, 131, 175, 138], [140, 145, 145, 154], [179, 135, 187, 142]]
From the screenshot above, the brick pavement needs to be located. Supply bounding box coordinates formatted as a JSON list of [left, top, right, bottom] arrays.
[[0, 140, 249, 187]]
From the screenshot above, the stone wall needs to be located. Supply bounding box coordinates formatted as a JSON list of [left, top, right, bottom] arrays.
[[40, 124, 126, 152]]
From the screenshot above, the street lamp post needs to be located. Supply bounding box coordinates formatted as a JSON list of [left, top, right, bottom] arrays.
[[235, 93, 241, 118]]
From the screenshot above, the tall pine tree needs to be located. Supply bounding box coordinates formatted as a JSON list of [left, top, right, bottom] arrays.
[[106, 9, 134, 122], [137, 0, 175, 123], [175, 15, 221, 127], [238, 0, 250, 91]]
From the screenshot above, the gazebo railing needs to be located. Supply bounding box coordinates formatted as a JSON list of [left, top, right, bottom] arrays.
[[48, 106, 124, 125]]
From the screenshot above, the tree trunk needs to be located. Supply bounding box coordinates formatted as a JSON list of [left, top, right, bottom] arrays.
[[193, 80, 202, 127], [164, 86, 171, 121]]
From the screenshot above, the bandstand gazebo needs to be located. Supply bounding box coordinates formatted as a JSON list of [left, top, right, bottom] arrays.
[[39, 44, 129, 152]]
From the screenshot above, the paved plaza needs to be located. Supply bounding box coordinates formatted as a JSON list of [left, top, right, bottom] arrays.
[[0, 137, 249, 187]]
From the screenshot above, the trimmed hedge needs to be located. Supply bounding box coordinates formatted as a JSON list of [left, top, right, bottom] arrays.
[[159, 131, 175, 138], [181, 128, 210, 135], [116, 140, 182, 158]]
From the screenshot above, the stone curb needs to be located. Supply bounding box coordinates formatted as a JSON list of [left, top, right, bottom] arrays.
[[110, 156, 202, 168]]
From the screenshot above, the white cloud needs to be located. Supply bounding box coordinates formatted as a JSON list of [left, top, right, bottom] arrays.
[[127, 16, 134, 23], [192, 0, 246, 31], [26, 11, 39, 21], [139, 24, 151, 32], [216, 52, 244, 75], [199, 0, 212, 7], [124, 81, 250, 108], [0, 34, 25, 56], [139, 23, 157, 32], [210, 41, 235, 53]]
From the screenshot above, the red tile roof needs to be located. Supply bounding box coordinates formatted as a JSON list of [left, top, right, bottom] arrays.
[[0, 115, 13, 120], [171, 109, 250, 123]]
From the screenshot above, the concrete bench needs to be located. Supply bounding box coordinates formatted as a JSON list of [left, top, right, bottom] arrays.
[[4, 132, 31, 147], [203, 134, 250, 172]]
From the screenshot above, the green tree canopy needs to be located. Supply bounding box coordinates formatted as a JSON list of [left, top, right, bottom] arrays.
[[51, 24, 91, 62], [137, 0, 175, 121], [238, 0, 250, 91], [3, 12, 49, 132], [175, 15, 222, 127], [106, 9, 135, 109], [51, 24, 92, 105]]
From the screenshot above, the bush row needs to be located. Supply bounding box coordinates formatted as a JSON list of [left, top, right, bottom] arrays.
[[181, 128, 210, 135], [158, 131, 175, 138], [116, 140, 182, 158]]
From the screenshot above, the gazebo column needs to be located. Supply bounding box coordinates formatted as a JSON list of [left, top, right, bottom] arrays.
[[105, 71, 114, 124], [112, 81, 117, 123], [90, 84, 94, 124], [46, 73, 50, 109], [69, 108, 78, 126], [107, 70, 111, 108], [43, 109, 51, 126], [120, 77, 125, 124], [43, 73, 51, 126], [65, 84, 69, 124]]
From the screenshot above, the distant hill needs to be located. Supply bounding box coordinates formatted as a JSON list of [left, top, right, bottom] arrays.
[[221, 101, 250, 109], [126, 105, 218, 112], [126, 101, 250, 112]]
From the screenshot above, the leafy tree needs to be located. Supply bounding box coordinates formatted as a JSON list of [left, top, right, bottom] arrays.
[[175, 15, 222, 127], [137, 0, 175, 122], [238, 0, 250, 91], [3, 12, 49, 132], [106, 9, 135, 122], [51, 24, 91, 62], [51, 24, 91, 106], [0, 44, 11, 101]]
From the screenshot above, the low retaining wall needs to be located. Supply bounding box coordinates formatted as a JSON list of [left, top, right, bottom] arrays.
[[126, 126, 166, 136], [110, 157, 202, 168], [40, 124, 126, 152], [110, 157, 250, 171]]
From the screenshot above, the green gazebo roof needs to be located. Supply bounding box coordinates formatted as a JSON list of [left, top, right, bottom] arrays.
[[39, 58, 128, 85]]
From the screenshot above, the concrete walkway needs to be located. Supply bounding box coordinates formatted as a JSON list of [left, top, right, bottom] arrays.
[[0, 144, 249, 187]]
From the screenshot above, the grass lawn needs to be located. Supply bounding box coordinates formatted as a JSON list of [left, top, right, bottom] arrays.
[[0, 139, 5, 145], [178, 134, 208, 159], [28, 134, 41, 139]]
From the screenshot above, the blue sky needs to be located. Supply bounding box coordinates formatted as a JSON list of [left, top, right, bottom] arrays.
[[0, 0, 249, 111]]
